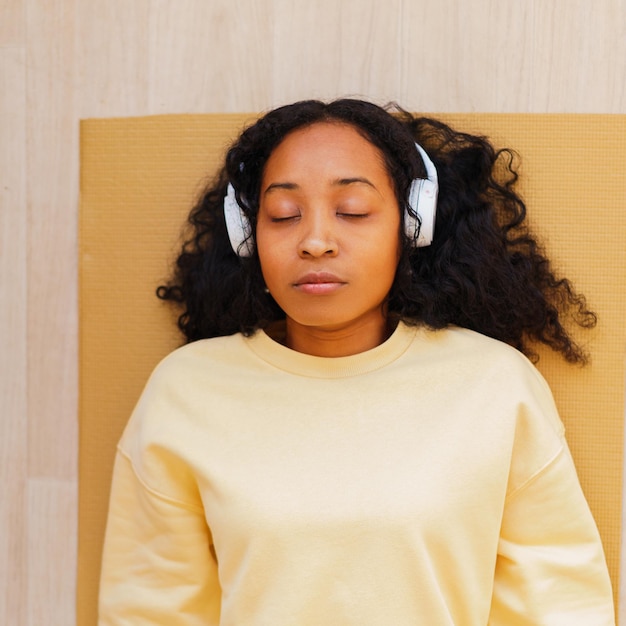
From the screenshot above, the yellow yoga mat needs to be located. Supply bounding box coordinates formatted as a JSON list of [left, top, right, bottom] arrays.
[[79, 113, 626, 623]]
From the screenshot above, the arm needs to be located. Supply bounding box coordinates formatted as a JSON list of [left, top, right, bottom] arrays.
[[488, 443, 615, 625], [98, 450, 221, 626]]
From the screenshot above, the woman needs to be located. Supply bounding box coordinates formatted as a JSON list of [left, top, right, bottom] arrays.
[[99, 99, 615, 624]]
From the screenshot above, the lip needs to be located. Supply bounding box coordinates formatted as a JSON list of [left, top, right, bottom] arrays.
[[293, 272, 347, 295]]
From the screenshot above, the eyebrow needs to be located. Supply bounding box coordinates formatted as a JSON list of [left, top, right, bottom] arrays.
[[263, 177, 377, 195], [334, 177, 376, 189], [264, 182, 299, 194]]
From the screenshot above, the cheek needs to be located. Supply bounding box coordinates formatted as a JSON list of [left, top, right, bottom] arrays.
[[378, 227, 402, 275], [256, 234, 284, 288]]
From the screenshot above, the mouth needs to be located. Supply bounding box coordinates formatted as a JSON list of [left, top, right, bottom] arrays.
[[293, 272, 347, 295]]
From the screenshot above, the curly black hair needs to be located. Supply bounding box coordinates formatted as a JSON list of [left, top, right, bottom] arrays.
[[157, 98, 596, 363]]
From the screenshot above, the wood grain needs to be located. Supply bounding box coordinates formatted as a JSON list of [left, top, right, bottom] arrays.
[[148, 0, 274, 112], [75, 0, 151, 118], [27, 479, 77, 626], [533, 0, 626, 112], [271, 0, 403, 105], [25, 0, 79, 480], [0, 0, 24, 45], [0, 45, 28, 626], [402, 0, 493, 111], [1, 0, 625, 623]]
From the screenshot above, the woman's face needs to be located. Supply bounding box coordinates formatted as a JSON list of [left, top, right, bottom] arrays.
[[256, 122, 401, 357]]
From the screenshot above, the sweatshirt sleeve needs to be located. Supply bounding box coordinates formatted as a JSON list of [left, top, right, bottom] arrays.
[[488, 442, 615, 625], [98, 449, 221, 626]]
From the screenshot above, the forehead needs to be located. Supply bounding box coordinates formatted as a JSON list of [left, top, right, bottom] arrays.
[[263, 122, 388, 178]]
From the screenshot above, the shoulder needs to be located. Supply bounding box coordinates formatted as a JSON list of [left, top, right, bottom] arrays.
[[409, 325, 563, 427], [138, 330, 271, 394], [153, 332, 250, 375], [418, 324, 523, 357], [115, 333, 253, 499], [118, 332, 251, 448], [417, 327, 568, 494], [412, 325, 547, 380]]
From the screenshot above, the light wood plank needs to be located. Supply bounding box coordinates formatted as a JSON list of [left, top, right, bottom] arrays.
[[532, 0, 626, 112], [0, 0, 24, 45], [0, 46, 28, 626], [400, 0, 534, 112], [148, 0, 274, 113], [489, 1, 535, 111], [75, 0, 150, 118], [401, 0, 490, 111], [25, 0, 78, 479], [27, 479, 77, 626], [270, 0, 403, 106]]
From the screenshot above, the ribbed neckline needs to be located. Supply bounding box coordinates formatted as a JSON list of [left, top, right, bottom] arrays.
[[243, 322, 420, 379]]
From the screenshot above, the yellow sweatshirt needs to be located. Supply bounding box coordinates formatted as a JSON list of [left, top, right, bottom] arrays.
[[99, 323, 615, 625]]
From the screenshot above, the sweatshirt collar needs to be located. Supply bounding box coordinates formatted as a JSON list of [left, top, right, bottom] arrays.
[[244, 321, 419, 379]]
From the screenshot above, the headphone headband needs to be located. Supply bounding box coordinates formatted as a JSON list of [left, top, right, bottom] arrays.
[[224, 142, 438, 257]]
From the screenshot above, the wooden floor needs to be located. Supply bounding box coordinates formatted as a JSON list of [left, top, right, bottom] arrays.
[[1, 1, 625, 623]]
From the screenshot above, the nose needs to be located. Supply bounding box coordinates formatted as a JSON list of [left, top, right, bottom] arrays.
[[297, 213, 338, 258]]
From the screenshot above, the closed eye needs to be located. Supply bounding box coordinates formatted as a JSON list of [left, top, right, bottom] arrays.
[[270, 214, 300, 222], [337, 212, 369, 218]]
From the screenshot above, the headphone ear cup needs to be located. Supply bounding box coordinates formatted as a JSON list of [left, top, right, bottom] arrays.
[[405, 178, 423, 243], [224, 183, 254, 257], [406, 144, 439, 247], [406, 178, 437, 247]]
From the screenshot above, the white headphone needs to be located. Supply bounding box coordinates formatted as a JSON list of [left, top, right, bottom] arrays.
[[224, 142, 438, 257]]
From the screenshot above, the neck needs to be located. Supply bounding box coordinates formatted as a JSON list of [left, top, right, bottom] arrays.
[[285, 316, 395, 358]]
